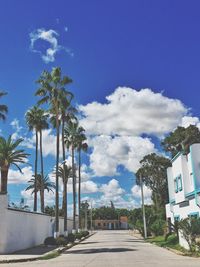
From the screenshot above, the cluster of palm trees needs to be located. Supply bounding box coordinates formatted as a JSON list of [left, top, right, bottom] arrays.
[[0, 67, 88, 237]]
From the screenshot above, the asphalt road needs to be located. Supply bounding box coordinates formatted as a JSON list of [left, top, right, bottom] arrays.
[[1, 230, 200, 267]]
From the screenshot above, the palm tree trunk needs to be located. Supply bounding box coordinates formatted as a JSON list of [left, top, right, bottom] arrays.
[[55, 110, 60, 237], [34, 130, 38, 212], [40, 189, 44, 213], [40, 130, 44, 212], [72, 145, 76, 230], [62, 118, 67, 234], [78, 149, 81, 230], [1, 165, 9, 193]]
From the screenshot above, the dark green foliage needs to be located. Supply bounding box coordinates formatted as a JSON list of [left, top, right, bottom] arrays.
[[178, 217, 200, 251], [150, 219, 166, 236], [56, 236, 67, 246], [44, 236, 56, 246], [68, 233, 75, 243], [82, 230, 89, 237], [162, 125, 200, 158], [75, 232, 83, 240], [135, 153, 171, 211]]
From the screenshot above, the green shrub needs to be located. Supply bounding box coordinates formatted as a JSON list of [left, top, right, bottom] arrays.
[[68, 233, 75, 243], [44, 236, 56, 246], [56, 236, 66, 246], [151, 219, 166, 236], [75, 232, 83, 240], [82, 230, 89, 237]]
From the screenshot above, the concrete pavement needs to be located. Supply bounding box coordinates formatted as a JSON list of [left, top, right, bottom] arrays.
[[1, 230, 200, 266]]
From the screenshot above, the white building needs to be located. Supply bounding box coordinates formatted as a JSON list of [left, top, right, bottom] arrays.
[[165, 143, 200, 249]]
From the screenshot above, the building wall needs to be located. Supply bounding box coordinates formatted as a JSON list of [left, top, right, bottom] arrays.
[[94, 219, 119, 230], [166, 144, 200, 249], [0, 194, 74, 254]]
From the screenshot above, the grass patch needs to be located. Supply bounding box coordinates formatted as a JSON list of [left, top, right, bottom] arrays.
[[40, 250, 61, 260], [146, 234, 200, 257]]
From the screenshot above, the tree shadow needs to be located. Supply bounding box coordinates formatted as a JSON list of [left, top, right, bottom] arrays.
[[65, 248, 137, 254]]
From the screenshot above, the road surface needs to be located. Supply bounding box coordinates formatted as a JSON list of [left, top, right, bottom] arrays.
[[1, 230, 200, 266]]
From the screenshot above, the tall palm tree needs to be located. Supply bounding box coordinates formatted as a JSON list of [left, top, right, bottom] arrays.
[[25, 106, 48, 212], [57, 164, 73, 229], [0, 91, 8, 121], [0, 136, 29, 193], [25, 174, 56, 212], [64, 120, 85, 231], [35, 67, 72, 237], [77, 134, 88, 230]]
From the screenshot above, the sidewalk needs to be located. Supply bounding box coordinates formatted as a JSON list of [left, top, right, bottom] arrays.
[[0, 233, 94, 263], [0, 244, 65, 263]]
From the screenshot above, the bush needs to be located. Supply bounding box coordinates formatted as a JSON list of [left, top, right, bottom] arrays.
[[151, 219, 166, 236], [68, 233, 75, 243], [44, 236, 56, 246], [56, 236, 67, 246], [82, 230, 89, 237], [75, 232, 83, 240]]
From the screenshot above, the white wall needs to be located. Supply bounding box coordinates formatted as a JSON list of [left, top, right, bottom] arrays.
[[0, 194, 75, 254]]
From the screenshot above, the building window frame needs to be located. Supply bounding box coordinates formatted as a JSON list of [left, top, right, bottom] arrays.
[[188, 212, 199, 219], [174, 215, 180, 222]]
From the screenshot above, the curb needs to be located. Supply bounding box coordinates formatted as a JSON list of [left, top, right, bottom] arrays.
[[0, 232, 96, 264]]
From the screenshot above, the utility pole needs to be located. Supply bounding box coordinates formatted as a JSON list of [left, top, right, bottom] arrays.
[[90, 200, 93, 232], [85, 200, 89, 230], [140, 175, 147, 239]]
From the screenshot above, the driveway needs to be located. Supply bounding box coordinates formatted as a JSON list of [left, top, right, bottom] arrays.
[[1, 230, 200, 266]]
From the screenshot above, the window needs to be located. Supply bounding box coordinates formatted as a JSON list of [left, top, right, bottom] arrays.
[[174, 215, 180, 222], [174, 178, 178, 193], [189, 212, 199, 219], [174, 174, 182, 193], [177, 175, 182, 191], [98, 223, 101, 226]]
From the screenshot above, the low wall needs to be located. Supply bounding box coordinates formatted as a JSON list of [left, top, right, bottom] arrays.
[[0, 194, 75, 254]]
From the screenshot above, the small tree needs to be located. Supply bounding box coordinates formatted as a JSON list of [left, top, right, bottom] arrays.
[[178, 217, 200, 251]]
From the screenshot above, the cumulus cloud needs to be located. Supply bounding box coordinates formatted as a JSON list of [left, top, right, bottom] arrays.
[[79, 87, 188, 137], [29, 28, 73, 63], [88, 135, 155, 176], [10, 118, 23, 140], [100, 179, 125, 198], [8, 166, 33, 184], [131, 184, 152, 205], [21, 188, 55, 210], [180, 116, 200, 129]]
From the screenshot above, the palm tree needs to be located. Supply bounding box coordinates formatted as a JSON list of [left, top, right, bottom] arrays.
[[26, 174, 56, 212], [77, 134, 88, 230], [25, 106, 48, 212], [64, 120, 85, 231], [0, 91, 8, 121], [0, 136, 29, 193], [57, 164, 73, 231], [35, 67, 72, 237]]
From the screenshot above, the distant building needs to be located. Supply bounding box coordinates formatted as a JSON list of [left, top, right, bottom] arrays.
[[94, 216, 128, 230], [165, 143, 200, 249]]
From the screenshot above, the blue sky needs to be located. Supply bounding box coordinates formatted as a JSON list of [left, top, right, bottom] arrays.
[[1, 0, 200, 212]]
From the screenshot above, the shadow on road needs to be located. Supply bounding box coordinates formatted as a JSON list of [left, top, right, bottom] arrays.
[[65, 248, 137, 254]]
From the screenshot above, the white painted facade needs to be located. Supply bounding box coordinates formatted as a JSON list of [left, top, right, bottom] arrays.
[[165, 143, 200, 249], [0, 194, 75, 254]]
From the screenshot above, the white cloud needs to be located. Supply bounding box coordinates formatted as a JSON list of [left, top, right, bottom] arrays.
[[89, 135, 155, 176], [29, 28, 73, 63], [10, 118, 23, 140], [81, 181, 98, 193], [8, 166, 33, 184], [21, 188, 55, 210], [79, 87, 188, 137], [100, 179, 124, 198], [181, 116, 200, 129], [131, 184, 152, 205]]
